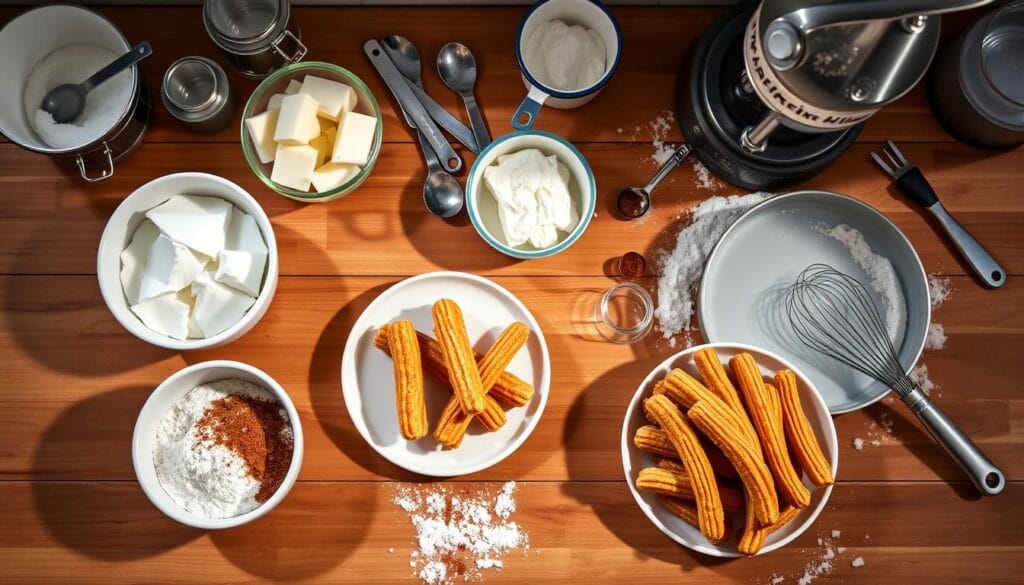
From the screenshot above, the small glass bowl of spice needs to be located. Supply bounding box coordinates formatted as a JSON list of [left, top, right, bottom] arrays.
[[617, 251, 646, 280], [132, 360, 304, 529]]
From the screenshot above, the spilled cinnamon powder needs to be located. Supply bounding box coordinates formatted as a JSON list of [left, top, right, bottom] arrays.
[[197, 394, 293, 503]]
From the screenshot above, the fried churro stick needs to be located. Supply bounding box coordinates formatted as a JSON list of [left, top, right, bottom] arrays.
[[764, 382, 782, 426], [373, 327, 533, 407], [643, 395, 726, 543], [658, 497, 734, 543], [635, 425, 740, 481], [656, 369, 760, 450], [433, 395, 507, 448], [730, 353, 810, 509], [694, 347, 745, 415], [433, 299, 485, 415], [637, 467, 744, 512], [433, 322, 529, 447], [686, 400, 779, 525], [738, 502, 800, 555], [385, 321, 428, 440], [776, 370, 834, 487]]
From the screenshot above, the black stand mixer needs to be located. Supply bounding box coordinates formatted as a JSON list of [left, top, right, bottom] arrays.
[[618, 0, 993, 217]]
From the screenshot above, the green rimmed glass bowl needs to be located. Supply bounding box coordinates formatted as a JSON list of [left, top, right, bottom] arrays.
[[241, 61, 382, 202]]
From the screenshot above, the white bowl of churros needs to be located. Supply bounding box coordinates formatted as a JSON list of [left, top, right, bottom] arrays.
[[621, 342, 838, 557]]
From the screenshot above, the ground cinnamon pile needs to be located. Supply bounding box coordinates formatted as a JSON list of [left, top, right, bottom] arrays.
[[197, 394, 293, 503]]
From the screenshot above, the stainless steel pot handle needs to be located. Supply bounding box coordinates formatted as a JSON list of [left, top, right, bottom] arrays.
[[779, 0, 992, 33], [272, 30, 307, 64], [76, 142, 114, 182]]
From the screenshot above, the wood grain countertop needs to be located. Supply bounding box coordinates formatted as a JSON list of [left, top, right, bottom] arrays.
[[0, 5, 1021, 584]]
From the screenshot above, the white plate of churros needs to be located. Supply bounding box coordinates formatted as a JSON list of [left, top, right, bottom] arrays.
[[341, 271, 550, 476], [621, 342, 838, 557]]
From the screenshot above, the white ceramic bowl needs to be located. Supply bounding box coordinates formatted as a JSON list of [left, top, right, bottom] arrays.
[[132, 360, 303, 530], [465, 130, 596, 260], [621, 342, 838, 557], [96, 172, 279, 350]]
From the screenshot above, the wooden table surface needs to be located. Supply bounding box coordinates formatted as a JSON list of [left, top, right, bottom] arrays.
[[2, 5, 1022, 584]]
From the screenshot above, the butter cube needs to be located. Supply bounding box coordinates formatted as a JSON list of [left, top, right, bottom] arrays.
[[271, 144, 319, 191], [299, 75, 358, 121], [331, 111, 377, 165], [311, 162, 360, 193], [266, 93, 287, 110], [285, 79, 303, 94], [310, 135, 330, 168], [317, 116, 335, 135], [324, 125, 337, 147], [274, 93, 321, 146], [245, 108, 280, 164]]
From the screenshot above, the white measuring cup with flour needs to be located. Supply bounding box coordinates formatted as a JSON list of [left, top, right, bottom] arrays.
[[512, 0, 622, 130]]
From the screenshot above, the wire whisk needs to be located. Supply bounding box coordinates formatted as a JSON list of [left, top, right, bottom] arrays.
[[783, 263, 1005, 496]]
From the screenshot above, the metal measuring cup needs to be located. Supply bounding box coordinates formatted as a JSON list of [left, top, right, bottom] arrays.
[[162, 57, 236, 134], [202, 0, 306, 79]]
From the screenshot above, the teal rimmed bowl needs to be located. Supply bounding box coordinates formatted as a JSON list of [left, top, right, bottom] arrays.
[[465, 130, 596, 259], [240, 61, 382, 203]]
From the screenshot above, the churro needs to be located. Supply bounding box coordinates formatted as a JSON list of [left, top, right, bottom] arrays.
[[694, 347, 745, 415], [730, 353, 810, 509], [644, 395, 726, 543], [738, 502, 800, 555], [636, 425, 740, 481], [685, 400, 779, 525], [385, 321, 428, 440], [374, 327, 533, 408], [659, 497, 733, 543], [657, 369, 760, 450], [433, 299, 485, 415], [432, 322, 529, 447], [637, 467, 744, 512], [776, 370, 834, 487]]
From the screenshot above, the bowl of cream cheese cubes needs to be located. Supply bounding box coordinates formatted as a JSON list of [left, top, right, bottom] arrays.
[[97, 172, 278, 350], [242, 62, 382, 202], [466, 130, 596, 259]]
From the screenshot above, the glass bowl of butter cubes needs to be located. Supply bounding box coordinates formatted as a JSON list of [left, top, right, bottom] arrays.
[[242, 62, 382, 202]]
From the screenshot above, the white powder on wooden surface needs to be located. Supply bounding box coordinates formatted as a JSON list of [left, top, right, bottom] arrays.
[[153, 379, 279, 519], [910, 364, 937, 395], [655, 193, 771, 339], [928, 275, 952, 308], [851, 557, 865, 567], [814, 223, 906, 343], [392, 482, 527, 585], [691, 159, 723, 191], [796, 536, 843, 585], [925, 323, 947, 351], [23, 43, 134, 150]]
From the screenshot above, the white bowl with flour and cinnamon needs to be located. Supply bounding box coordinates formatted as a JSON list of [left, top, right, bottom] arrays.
[[132, 360, 303, 529]]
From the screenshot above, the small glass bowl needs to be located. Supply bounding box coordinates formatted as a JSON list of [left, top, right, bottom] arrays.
[[595, 283, 654, 344], [240, 61, 382, 202]]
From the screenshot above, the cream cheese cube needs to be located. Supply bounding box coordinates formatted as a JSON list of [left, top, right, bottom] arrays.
[[310, 134, 330, 168], [271, 144, 318, 191], [331, 111, 377, 165], [245, 108, 280, 164], [285, 79, 303, 94], [274, 93, 321, 146], [138, 233, 208, 301], [145, 194, 232, 257], [311, 162, 360, 193], [131, 293, 190, 340], [120, 219, 161, 305], [191, 270, 256, 337], [299, 75, 358, 121], [213, 207, 268, 296], [266, 93, 287, 110]]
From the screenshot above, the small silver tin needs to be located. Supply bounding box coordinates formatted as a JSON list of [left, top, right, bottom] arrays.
[[161, 56, 236, 134]]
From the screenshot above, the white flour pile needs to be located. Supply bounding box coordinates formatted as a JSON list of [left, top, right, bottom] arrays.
[[925, 323, 947, 351], [23, 43, 134, 150], [795, 535, 845, 584], [691, 159, 723, 191], [928, 274, 952, 308], [655, 193, 772, 341], [814, 223, 906, 343], [392, 482, 528, 584]]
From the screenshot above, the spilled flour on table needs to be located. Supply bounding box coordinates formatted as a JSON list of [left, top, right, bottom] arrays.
[[691, 159, 724, 191], [654, 193, 772, 342], [391, 482, 528, 584]]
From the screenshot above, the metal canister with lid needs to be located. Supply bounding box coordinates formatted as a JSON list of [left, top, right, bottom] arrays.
[[162, 56, 236, 134], [203, 0, 307, 79]]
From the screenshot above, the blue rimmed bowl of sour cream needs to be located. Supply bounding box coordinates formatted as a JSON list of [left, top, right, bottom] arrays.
[[465, 130, 596, 260]]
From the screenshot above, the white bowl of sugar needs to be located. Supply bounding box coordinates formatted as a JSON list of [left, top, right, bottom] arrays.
[[132, 360, 303, 529]]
